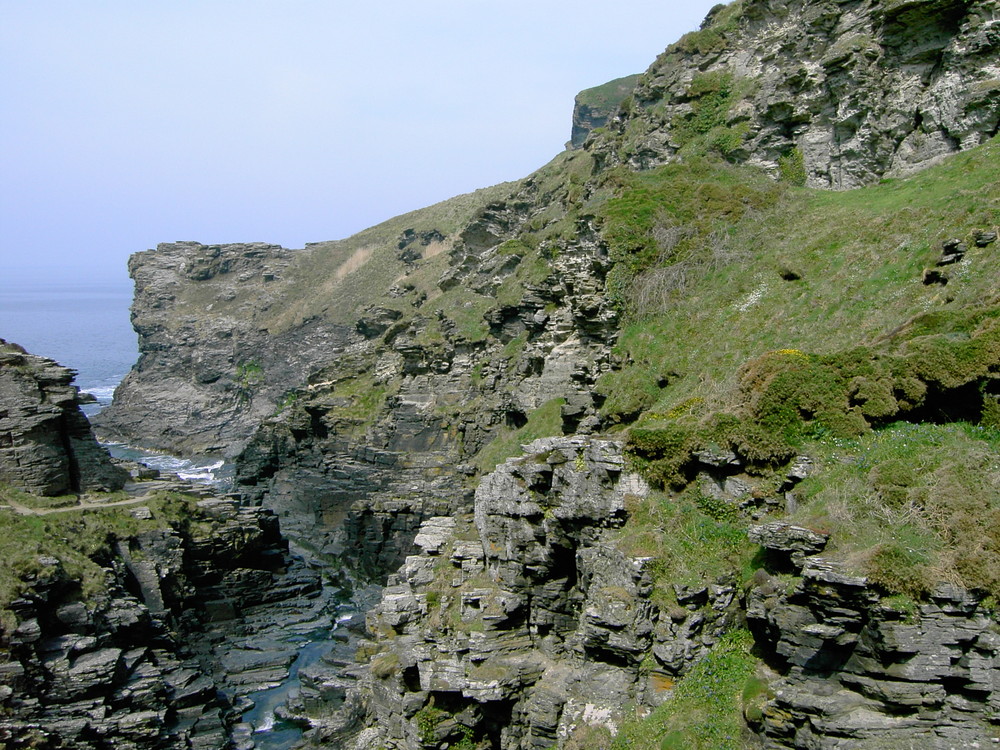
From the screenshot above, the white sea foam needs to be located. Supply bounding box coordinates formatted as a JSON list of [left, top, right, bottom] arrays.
[[83, 385, 118, 403], [255, 712, 276, 733], [104, 444, 231, 488], [177, 460, 225, 482]]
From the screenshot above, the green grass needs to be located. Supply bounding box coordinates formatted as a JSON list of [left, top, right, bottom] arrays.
[[613, 630, 759, 750], [787, 421, 1000, 597], [475, 397, 566, 474], [618, 488, 756, 592], [575, 75, 641, 114], [600, 138, 1000, 616], [598, 135, 1000, 426], [0, 490, 204, 627]]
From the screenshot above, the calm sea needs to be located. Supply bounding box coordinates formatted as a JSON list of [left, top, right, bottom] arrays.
[[0, 279, 228, 484], [0, 280, 137, 407]]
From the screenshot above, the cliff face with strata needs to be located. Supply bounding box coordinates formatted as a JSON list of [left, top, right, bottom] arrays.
[[0, 339, 128, 495], [597, 0, 1000, 187], [67, 0, 1000, 747], [93, 242, 354, 457], [335, 439, 1000, 749]]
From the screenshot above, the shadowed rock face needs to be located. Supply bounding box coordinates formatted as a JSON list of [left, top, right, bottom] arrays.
[[0, 496, 335, 750], [92, 241, 354, 457], [0, 339, 127, 495]]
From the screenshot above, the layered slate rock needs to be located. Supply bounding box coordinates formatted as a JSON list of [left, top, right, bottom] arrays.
[[749, 565, 1000, 748], [93, 241, 354, 457], [0, 339, 127, 495], [0, 497, 332, 750], [597, 0, 1000, 188], [325, 438, 744, 750]]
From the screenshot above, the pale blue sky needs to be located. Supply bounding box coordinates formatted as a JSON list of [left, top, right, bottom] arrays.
[[1, 1, 720, 284]]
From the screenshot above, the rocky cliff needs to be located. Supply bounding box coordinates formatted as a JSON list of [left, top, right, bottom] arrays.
[[0, 339, 128, 495], [75, 0, 1000, 747], [595, 0, 1000, 188], [0, 488, 326, 748], [322, 439, 1000, 749], [569, 75, 640, 149], [92, 241, 354, 457]]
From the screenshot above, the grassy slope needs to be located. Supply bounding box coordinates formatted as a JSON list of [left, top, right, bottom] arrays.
[[575, 75, 641, 113], [164, 181, 517, 336], [0, 486, 209, 628], [589, 138, 999, 749], [599, 137, 1000, 422], [263, 183, 517, 333]]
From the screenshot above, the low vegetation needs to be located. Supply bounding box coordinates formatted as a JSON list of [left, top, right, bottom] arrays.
[[790, 421, 1000, 598], [613, 630, 759, 750], [0, 487, 206, 627], [475, 397, 566, 474]]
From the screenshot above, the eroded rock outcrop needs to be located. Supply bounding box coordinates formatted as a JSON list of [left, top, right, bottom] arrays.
[[323, 438, 742, 749], [748, 540, 1000, 748], [0, 496, 335, 750], [569, 75, 640, 149], [596, 0, 1000, 187], [93, 241, 354, 457], [0, 339, 128, 495]]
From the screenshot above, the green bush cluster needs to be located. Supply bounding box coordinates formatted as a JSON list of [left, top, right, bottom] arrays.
[[670, 71, 751, 157], [669, 2, 744, 56], [625, 308, 1000, 499], [628, 423, 697, 487], [599, 158, 783, 311], [742, 313, 1000, 440], [778, 148, 807, 185]]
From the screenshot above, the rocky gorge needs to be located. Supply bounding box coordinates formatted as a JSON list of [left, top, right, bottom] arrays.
[[5, 0, 1000, 747], [0, 341, 370, 748]]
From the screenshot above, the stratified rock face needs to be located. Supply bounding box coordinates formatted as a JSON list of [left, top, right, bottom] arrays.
[[0, 339, 127, 495], [93, 241, 353, 456], [329, 438, 743, 750], [569, 75, 640, 149], [599, 0, 1000, 187], [0, 498, 329, 750], [747, 550, 1000, 747]]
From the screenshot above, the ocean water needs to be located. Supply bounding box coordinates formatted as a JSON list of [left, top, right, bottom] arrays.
[[0, 279, 230, 485], [0, 280, 137, 408]]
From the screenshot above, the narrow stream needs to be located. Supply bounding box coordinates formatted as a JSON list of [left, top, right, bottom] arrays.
[[241, 633, 335, 749], [95, 408, 356, 750]]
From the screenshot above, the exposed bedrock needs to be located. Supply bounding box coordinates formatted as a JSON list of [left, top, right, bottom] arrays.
[[93, 241, 354, 457], [0, 495, 339, 750], [748, 553, 1000, 748], [323, 439, 1000, 749], [596, 0, 1000, 188], [0, 339, 128, 495], [321, 437, 743, 749]]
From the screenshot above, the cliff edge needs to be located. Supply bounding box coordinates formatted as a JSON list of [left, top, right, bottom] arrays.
[[0, 339, 128, 495]]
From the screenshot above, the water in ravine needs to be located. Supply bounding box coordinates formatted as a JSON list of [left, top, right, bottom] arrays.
[[2, 277, 323, 747]]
